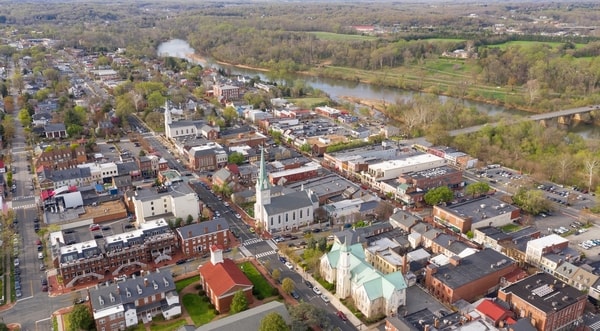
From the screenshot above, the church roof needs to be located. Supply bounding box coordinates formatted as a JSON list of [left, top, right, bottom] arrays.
[[263, 190, 316, 215]]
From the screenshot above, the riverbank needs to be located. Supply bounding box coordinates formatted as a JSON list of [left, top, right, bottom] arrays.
[[186, 53, 270, 72]]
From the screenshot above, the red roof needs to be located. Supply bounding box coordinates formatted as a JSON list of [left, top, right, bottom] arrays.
[[476, 299, 512, 323], [198, 259, 252, 298], [225, 164, 239, 175], [210, 244, 222, 252]]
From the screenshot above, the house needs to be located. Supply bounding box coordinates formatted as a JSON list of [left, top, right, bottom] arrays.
[[475, 298, 515, 327], [432, 196, 521, 234], [498, 273, 586, 331], [213, 84, 240, 100], [424, 248, 518, 305], [89, 269, 180, 331], [197, 245, 253, 313], [32, 112, 53, 126], [44, 123, 68, 139], [350, 126, 371, 139], [319, 239, 407, 319], [193, 301, 291, 331], [176, 219, 230, 256]]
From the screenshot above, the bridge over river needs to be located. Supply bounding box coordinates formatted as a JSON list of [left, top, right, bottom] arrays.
[[449, 104, 600, 136]]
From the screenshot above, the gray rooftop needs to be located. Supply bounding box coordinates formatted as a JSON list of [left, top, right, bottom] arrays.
[[194, 301, 291, 331], [438, 196, 519, 223], [264, 190, 317, 215], [177, 218, 229, 240], [500, 272, 585, 313], [433, 248, 515, 289], [89, 269, 176, 311], [125, 182, 196, 201]]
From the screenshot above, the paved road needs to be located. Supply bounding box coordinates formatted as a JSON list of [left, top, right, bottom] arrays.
[[0, 111, 82, 330]]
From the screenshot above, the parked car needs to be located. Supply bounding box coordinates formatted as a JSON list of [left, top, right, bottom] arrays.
[[291, 291, 300, 300], [14, 258, 19, 267], [285, 262, 294, 270], [321, 294, 330, 303], [89, 224, 100, 231], [304, 280, 313, 288], [337, 311, 348, 321], [312, 287, 322, 295]]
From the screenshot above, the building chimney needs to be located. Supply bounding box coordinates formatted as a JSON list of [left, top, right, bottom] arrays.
[[402, 254, 408, 274], [144, 278, 149, 287], [424, 325, 430, 331], [403, 214, 407, 220], [188, 231, 193, 239], [204, 227, 208, 234], [116, 285, 120, 294], [217, 224, 222, 231], [434, 318, 440, 328], [449, 256, 461, 266], [210, 245, 223, 265]]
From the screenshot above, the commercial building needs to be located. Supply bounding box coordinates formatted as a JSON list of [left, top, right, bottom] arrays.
[[55, 219, 177, 288], [176, 219, 230, 256], [124, 183, 200, 225], [424, 248, 518, 304], [498, 273, 586, 331], [432, 196, 521, 233]]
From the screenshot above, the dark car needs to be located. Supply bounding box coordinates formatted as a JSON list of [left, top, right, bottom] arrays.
[[291, 291, 300, 300], [124, 224, 135, 229], [34, 223, 40, 232], [176, 259, 187, 265], [279, 256, 287, 263], [312, 228, 321, 233], [304, 280, 313, 288]]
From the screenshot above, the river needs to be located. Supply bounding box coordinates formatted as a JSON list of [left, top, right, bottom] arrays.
[[157, 39, 600, 138]]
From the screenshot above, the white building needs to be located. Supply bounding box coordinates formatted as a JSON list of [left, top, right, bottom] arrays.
[[254, 148, 318, 233], [363, 153, 446, 184], [320, 240, 407, 319], [125, 183, 200, 225]]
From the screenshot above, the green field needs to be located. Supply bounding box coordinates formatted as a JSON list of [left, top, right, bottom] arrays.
[[175, 275, 200, 292], [487, 40, 585, 50], [240, 261, 275, 299], [425, 38, 466, 43], [182, 294, 217, 326], [310, 31, 377, 41], [150, 319, 187, 331], [287, 97, 329, 108]]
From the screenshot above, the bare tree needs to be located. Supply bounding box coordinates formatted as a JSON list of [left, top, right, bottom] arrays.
[[526, 79, 540, 106], [584, 158, 599, 192], [557, 156, 573, 184]]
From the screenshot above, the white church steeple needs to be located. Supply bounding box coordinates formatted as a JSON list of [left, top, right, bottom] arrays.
[[254, 146, 271, 229], [336, 238, 352, 299]]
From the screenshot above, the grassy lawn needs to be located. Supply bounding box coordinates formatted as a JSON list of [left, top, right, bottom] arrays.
[[150, 319, 187, 331], [287, 97, 329, 108], [175, 275, 199, 293], [182, 294, 217, 326], [500, 223, 521, 233], [487, 40, 585, 50], [129, 323, 146, 331], [239, 261, 275, 299], [62, 311, 72, 331], [310, 31, 377, 41]]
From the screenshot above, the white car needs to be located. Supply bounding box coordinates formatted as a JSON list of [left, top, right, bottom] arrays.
[[313, 287, 322, 295], [235, 213, 242, 219], [285, 261, 294, 270], [321, 294, 330, 303], [14, 258, 19, 266]]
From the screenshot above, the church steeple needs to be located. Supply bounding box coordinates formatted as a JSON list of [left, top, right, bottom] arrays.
[[256, 146, 270, 191], [164, 100, 172, 125]]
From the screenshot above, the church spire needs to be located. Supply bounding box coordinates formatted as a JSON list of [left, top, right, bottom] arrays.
[[256, 145, 270, 191]]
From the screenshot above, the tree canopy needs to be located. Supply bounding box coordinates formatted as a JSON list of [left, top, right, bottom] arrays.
[[229, 290, 249, 314], [259, 312, 289, 331], [424, 186, 454, 206], [68, 304, 95, 331]]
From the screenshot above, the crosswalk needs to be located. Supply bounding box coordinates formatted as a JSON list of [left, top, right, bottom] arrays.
[[241, 238, 278, 259], [10, 203, 37, 210]]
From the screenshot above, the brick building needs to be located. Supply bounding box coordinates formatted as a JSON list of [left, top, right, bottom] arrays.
[[498, 273, 586, 331], [176, 219, 230, 256], [268, 163, 320, 186], [54, 219, 177, 288], [35, 145, 87, 170], [213, 84, 240, 100], [198, 246, 253, 313], [432, 196, 521, 233], [424, 248, 518, 305]]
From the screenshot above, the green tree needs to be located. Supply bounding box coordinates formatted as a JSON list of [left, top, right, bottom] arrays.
[[186, 214, 194, 225], [228, 151, 245, 165], [465, 182, 491, 197], [230, 290, 249, 313], [282, 277, 295, 294], [147, 91, 166, 111], [2, 115, 15, 144], [272, 268, 281, 282], [222, 106, 238, 123], [300, 143, 311, 153], [68, 304, 94, 331], [259, 312, 289, 331], [67, 124, 83, 137], [513, 188, 549, 215], [289, 302, 329, 331], [17, 108, 31, 127], [423, 186, 454, 206], [0, 322, 8, 331]]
